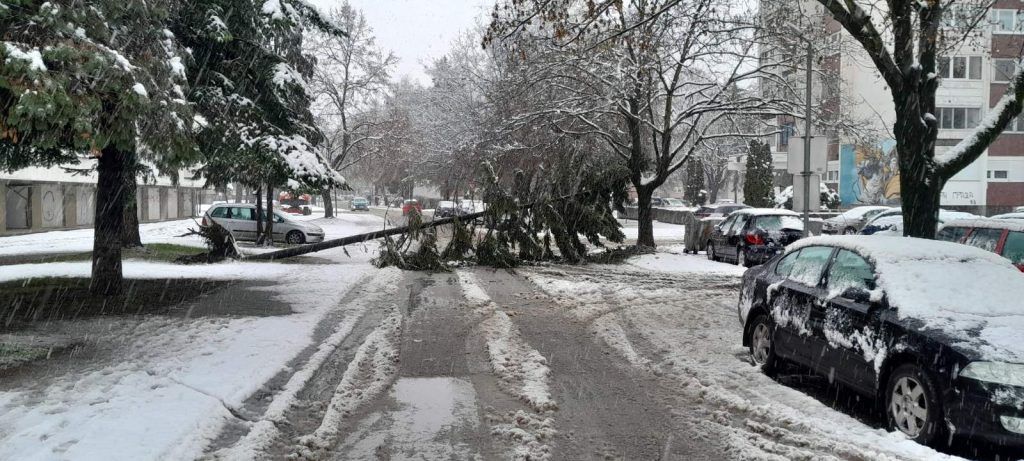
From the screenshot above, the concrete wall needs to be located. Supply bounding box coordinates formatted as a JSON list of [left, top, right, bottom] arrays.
[[40, 184, 64, 228], [5, 184, 30, 230], [146, 186, 160, 222], [77, 186, 95, 226], [166, 188, 178, 219]]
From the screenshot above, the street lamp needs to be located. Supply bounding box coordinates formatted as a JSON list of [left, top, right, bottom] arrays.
[[781, 25, 815, 237]]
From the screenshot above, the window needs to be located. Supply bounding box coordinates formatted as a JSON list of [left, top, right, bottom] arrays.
[[862, 208, 889, 221], [729, 214, 750, 235], [988, 170, 1009, 179], [209, 207, 228, 218], [775, 250, 800, 277], [788, 246, 834, 286], [1002, 231, 1024, 265], [1005, 114, 1024, 133], [993, 59, 1016, 83], [990, 9, 1020, 32], [937, 56, 982, 80], [964, 227, 1004, 252], [826, 250, 876, 293], [754, 215, 804, 232], [231, 207, 255, 220], [937, 226, 968, 242], [718, 215, 737, 233], [937, 107, 981, 129]]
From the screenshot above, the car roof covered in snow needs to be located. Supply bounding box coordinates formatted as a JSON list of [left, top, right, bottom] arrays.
[[731, 208, 799, 217], [786, 235, 1024, 363], [941, 218, 1024, 233], [991, 212, 1024, 220]]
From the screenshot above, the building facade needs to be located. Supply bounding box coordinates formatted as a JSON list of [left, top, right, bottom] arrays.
[[764, 0, 1024, 215]]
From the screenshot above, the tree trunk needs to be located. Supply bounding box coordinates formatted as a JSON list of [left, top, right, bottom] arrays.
[[264, 181, 274, 246], [122, 178, 143, 248], [91, 146, 132, 295], [635, 186, 656, 248], [897, 138, 942, 238], [323, 188, 334, 218], [255, 186, 264, 243]]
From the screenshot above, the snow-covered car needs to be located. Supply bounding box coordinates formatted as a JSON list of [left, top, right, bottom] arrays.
[[738, 235, 1024, 449], [991, 212, 1024, 220], [938, 218, 1024, 271], [657, 198, 687, 208], [822, 206, 892, 235], [695, 202, 750, 218], [434, 200, 461, 218], [706, 208, 804, 267], [860, 208, 979, 235], [203, 204, 325, 244]]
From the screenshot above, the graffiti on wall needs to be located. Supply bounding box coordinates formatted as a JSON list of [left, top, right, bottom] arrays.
[[839, 140, 901, 205]]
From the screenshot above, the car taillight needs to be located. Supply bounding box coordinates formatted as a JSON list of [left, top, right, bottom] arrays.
[[1017, 264, 1024, 273], [745, 233, 764, 245], [202, 216, 208, 226]]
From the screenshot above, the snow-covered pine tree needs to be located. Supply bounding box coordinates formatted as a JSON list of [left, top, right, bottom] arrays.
[[175, 0, 346, 244], [0, 0, 198, 294], [743, 140, 774, 208]]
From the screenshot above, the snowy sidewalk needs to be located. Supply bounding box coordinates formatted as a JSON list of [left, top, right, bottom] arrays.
[[0, 214, 387, 460]]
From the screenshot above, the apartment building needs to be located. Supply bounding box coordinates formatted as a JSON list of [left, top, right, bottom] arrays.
[[764, 1, 1024, 215]]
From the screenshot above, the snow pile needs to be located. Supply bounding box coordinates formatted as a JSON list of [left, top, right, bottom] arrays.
[[625, 245, 747, 276], [0, 219, 206, 257], [0, 260, 298, 283], [788, 235, 1024, 362], [298, 303, 403, 451]]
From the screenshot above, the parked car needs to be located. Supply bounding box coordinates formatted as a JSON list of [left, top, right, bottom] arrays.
[[822, 206, 892, 235], [739, 235, 1024, 448], [350, 197, 369, 211], [203, 204, 324, 244], [695, 202, 751, 218], [991, 212, 1024, 220], [1015, 206, 1024, 213], [706, 208, 804, 267], [435, 200, 461, 218], [860, 208, 979, 235], [937, 218, 1024, 271], [651, 197, 668, 207], [459, 199, 486, 215], [401, 199, 422, 216]]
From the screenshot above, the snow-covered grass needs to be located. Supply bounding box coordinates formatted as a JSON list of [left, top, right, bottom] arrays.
[[618, 219, 686, 241], [523, 264, 964, 461], [0, 219, 206, 257], [0, 213, 388, 461]]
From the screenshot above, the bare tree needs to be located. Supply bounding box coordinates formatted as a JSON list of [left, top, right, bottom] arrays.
[[309, 2, 396, 217]]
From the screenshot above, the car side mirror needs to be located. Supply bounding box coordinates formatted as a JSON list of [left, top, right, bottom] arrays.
[[842, 287, 872, 303]]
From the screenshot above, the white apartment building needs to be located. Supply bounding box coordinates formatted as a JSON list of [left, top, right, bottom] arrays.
[[765, 0, 1024, 214]]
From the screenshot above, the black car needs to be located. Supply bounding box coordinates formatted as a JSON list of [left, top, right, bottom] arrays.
[[739, 235, 1024, 449], [434, 200, 462, 218], [694, 202, 751, 218], [706, 209, 804, 267]]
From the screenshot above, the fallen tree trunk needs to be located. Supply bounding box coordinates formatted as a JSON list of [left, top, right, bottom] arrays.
[[245, 211, 488, 261]]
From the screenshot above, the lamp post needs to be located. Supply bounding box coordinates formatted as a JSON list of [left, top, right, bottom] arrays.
[[801, 40, 812, 237]]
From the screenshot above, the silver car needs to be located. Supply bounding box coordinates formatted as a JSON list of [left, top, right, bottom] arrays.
[[822, 206, 892, 234], [203, 204, 325, 244]]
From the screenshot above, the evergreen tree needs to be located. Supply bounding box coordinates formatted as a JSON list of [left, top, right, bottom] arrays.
[[174, 0, 345, 244], [744, 140, 774, 207], [1, 0, 198, 294], [684, 158, 705, 206]]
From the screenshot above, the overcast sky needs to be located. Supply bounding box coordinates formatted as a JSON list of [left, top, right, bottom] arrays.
[[306, 0, 493, 85]]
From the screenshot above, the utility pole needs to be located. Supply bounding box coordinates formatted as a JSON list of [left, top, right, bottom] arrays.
[[801, 41, 813, 237]]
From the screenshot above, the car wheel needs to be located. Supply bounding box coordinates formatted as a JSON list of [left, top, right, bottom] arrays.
[[707, 243, 718, 261], [747, 314, 777, 375], [286, 230, 305, 245], [736, 246, 748, 267], [886, 364, 944, 446], [843, 227, 857, 235]]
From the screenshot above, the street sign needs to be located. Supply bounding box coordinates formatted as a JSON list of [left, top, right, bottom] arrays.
[[787, 136, 828, 175], [793, 174, 821, 212]]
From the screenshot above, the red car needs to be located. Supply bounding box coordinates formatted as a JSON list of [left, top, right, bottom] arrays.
[[938, 218, 1024, 271], [401, 199, 422, 216]]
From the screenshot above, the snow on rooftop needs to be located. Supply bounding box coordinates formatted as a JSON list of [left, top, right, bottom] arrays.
[[788, 235, 1024, 362]]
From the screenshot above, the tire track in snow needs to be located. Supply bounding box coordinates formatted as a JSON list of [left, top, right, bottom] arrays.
[[205, 270, 403, 461], [457, 270, 557, 460]]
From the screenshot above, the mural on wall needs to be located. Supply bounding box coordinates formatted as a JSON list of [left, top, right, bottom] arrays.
[[839, 140, 901, 205], [41, 185, 64, 228]]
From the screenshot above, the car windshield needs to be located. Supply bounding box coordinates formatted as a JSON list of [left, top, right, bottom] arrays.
[[662, 198, 684, 206], [754, 215, 804, 231], [839, 207, 886, 219], [1003, 231, 1024, 265]]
